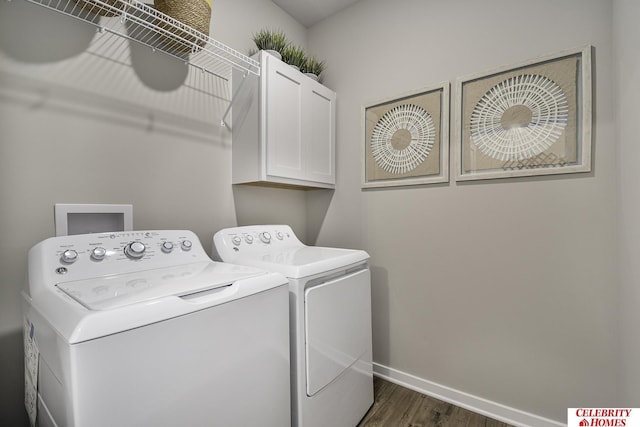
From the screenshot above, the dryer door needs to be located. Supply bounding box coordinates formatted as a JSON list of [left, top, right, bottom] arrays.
[[304, 267, 371, 396]]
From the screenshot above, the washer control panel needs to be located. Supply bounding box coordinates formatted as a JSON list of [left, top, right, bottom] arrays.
[[31, 230, 207, 284], [213, 225, 303, 261]]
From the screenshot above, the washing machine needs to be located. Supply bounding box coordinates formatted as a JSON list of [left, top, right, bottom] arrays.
[[23, 230, 291, 427], [213, 225, 373, 427]]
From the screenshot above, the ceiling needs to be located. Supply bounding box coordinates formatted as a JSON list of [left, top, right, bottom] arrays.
[[271, 0, 361, 27]]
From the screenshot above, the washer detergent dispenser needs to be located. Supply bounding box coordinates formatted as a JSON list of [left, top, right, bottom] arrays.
[[23, 230, 291, 427], [213, 225, 373, 427]]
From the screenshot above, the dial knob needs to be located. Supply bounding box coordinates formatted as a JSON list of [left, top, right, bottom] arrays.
[[61, 249, 78, 264], [276, 231, 284, 240], [161, 241, 174, 253], [180, 240, 192, 251], [259, 232, 272, 244], [90, 247, 107, 261], [232, 236, 242, 246], [124, 241, 146, 259], [244, 235, 254, 244]]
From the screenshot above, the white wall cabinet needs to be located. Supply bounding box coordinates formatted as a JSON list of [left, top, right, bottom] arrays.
[[232, 51, 336, 189]]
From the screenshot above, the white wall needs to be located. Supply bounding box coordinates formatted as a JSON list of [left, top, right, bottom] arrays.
[[308, 0, 618, 422], [2, 0, 633, 425], [613, 0, 640, 406], [0, 1, 307, 424]]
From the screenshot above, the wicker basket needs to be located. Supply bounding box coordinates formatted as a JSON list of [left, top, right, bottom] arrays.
[[72, 0, 126, 17], [154, 0, 211, 53]]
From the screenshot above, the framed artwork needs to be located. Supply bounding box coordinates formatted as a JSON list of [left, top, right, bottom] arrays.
[[454, 45, 592, 181], [361, 83, 449, 188]]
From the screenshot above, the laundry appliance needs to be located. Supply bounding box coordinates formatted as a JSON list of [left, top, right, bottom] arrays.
[[213, 225, 373, 427], [23, 230, 290, 427]]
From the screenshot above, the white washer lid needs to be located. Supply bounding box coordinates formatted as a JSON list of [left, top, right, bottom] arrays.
[[56, 261, 266, 310], [239, 246, 369, 278]]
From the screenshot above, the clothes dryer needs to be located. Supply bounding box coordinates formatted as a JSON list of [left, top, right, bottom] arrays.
[[23, 230, 290, 427], [213, 225, 373, 427]]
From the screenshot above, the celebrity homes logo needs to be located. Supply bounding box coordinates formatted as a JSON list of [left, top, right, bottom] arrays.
[[568, 408, 640, 426]]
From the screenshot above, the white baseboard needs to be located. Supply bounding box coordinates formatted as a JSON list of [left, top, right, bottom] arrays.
[[372, 363, 564, 427]]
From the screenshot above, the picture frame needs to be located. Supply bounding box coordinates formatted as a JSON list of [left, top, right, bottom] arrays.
[[454, 45, 592, 181], [361, 82, 449, 188]]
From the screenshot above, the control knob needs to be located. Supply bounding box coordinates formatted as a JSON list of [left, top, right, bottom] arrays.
[[244, 235, 254, 244], [232, 236, 242, 246], [90, 247, 107, 261], [161, 242, 174, 253], [124, 241, 146, 259], [61, 249, 78, 264], [259, 232, 272, 244], [181, 240, 192, 251], [276, 231, 284, 240]]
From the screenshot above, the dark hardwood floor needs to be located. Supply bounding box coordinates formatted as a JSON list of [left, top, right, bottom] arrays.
[[357, 377, 514, 427]]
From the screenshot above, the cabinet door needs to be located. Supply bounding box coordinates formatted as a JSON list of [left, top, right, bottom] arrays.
[[264, 56, 305, 181], [305, 84, 336, 185]]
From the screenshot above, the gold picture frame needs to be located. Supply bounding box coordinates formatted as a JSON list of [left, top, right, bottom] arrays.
[[454, 46, 592, 181], [361, 83, 449, 188]]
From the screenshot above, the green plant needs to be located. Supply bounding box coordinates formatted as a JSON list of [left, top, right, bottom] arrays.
[[281, 45, 307, 69], [251, 28, 288, 53], [302, 56, 326, 77]]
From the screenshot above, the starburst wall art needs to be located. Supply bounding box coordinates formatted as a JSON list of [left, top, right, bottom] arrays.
[[362, 83, 449, 188], [454, 45, 592, 181]]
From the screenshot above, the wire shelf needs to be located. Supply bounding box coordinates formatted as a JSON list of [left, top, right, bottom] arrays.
[[20, 0, 260, 79]]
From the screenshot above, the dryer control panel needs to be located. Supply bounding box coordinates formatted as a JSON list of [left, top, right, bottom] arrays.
[[213, 224, 370, 280], [213, 225, 303, 260], [29, 230, 209, 285]]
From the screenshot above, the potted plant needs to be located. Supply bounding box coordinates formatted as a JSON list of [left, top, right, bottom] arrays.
[[281, 45, 307, 71], [251, 28, 288, 60], [302, 56, 326, 82]]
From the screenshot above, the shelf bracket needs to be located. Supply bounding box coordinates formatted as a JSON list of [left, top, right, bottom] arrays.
[[220, 71, 248, 129]]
